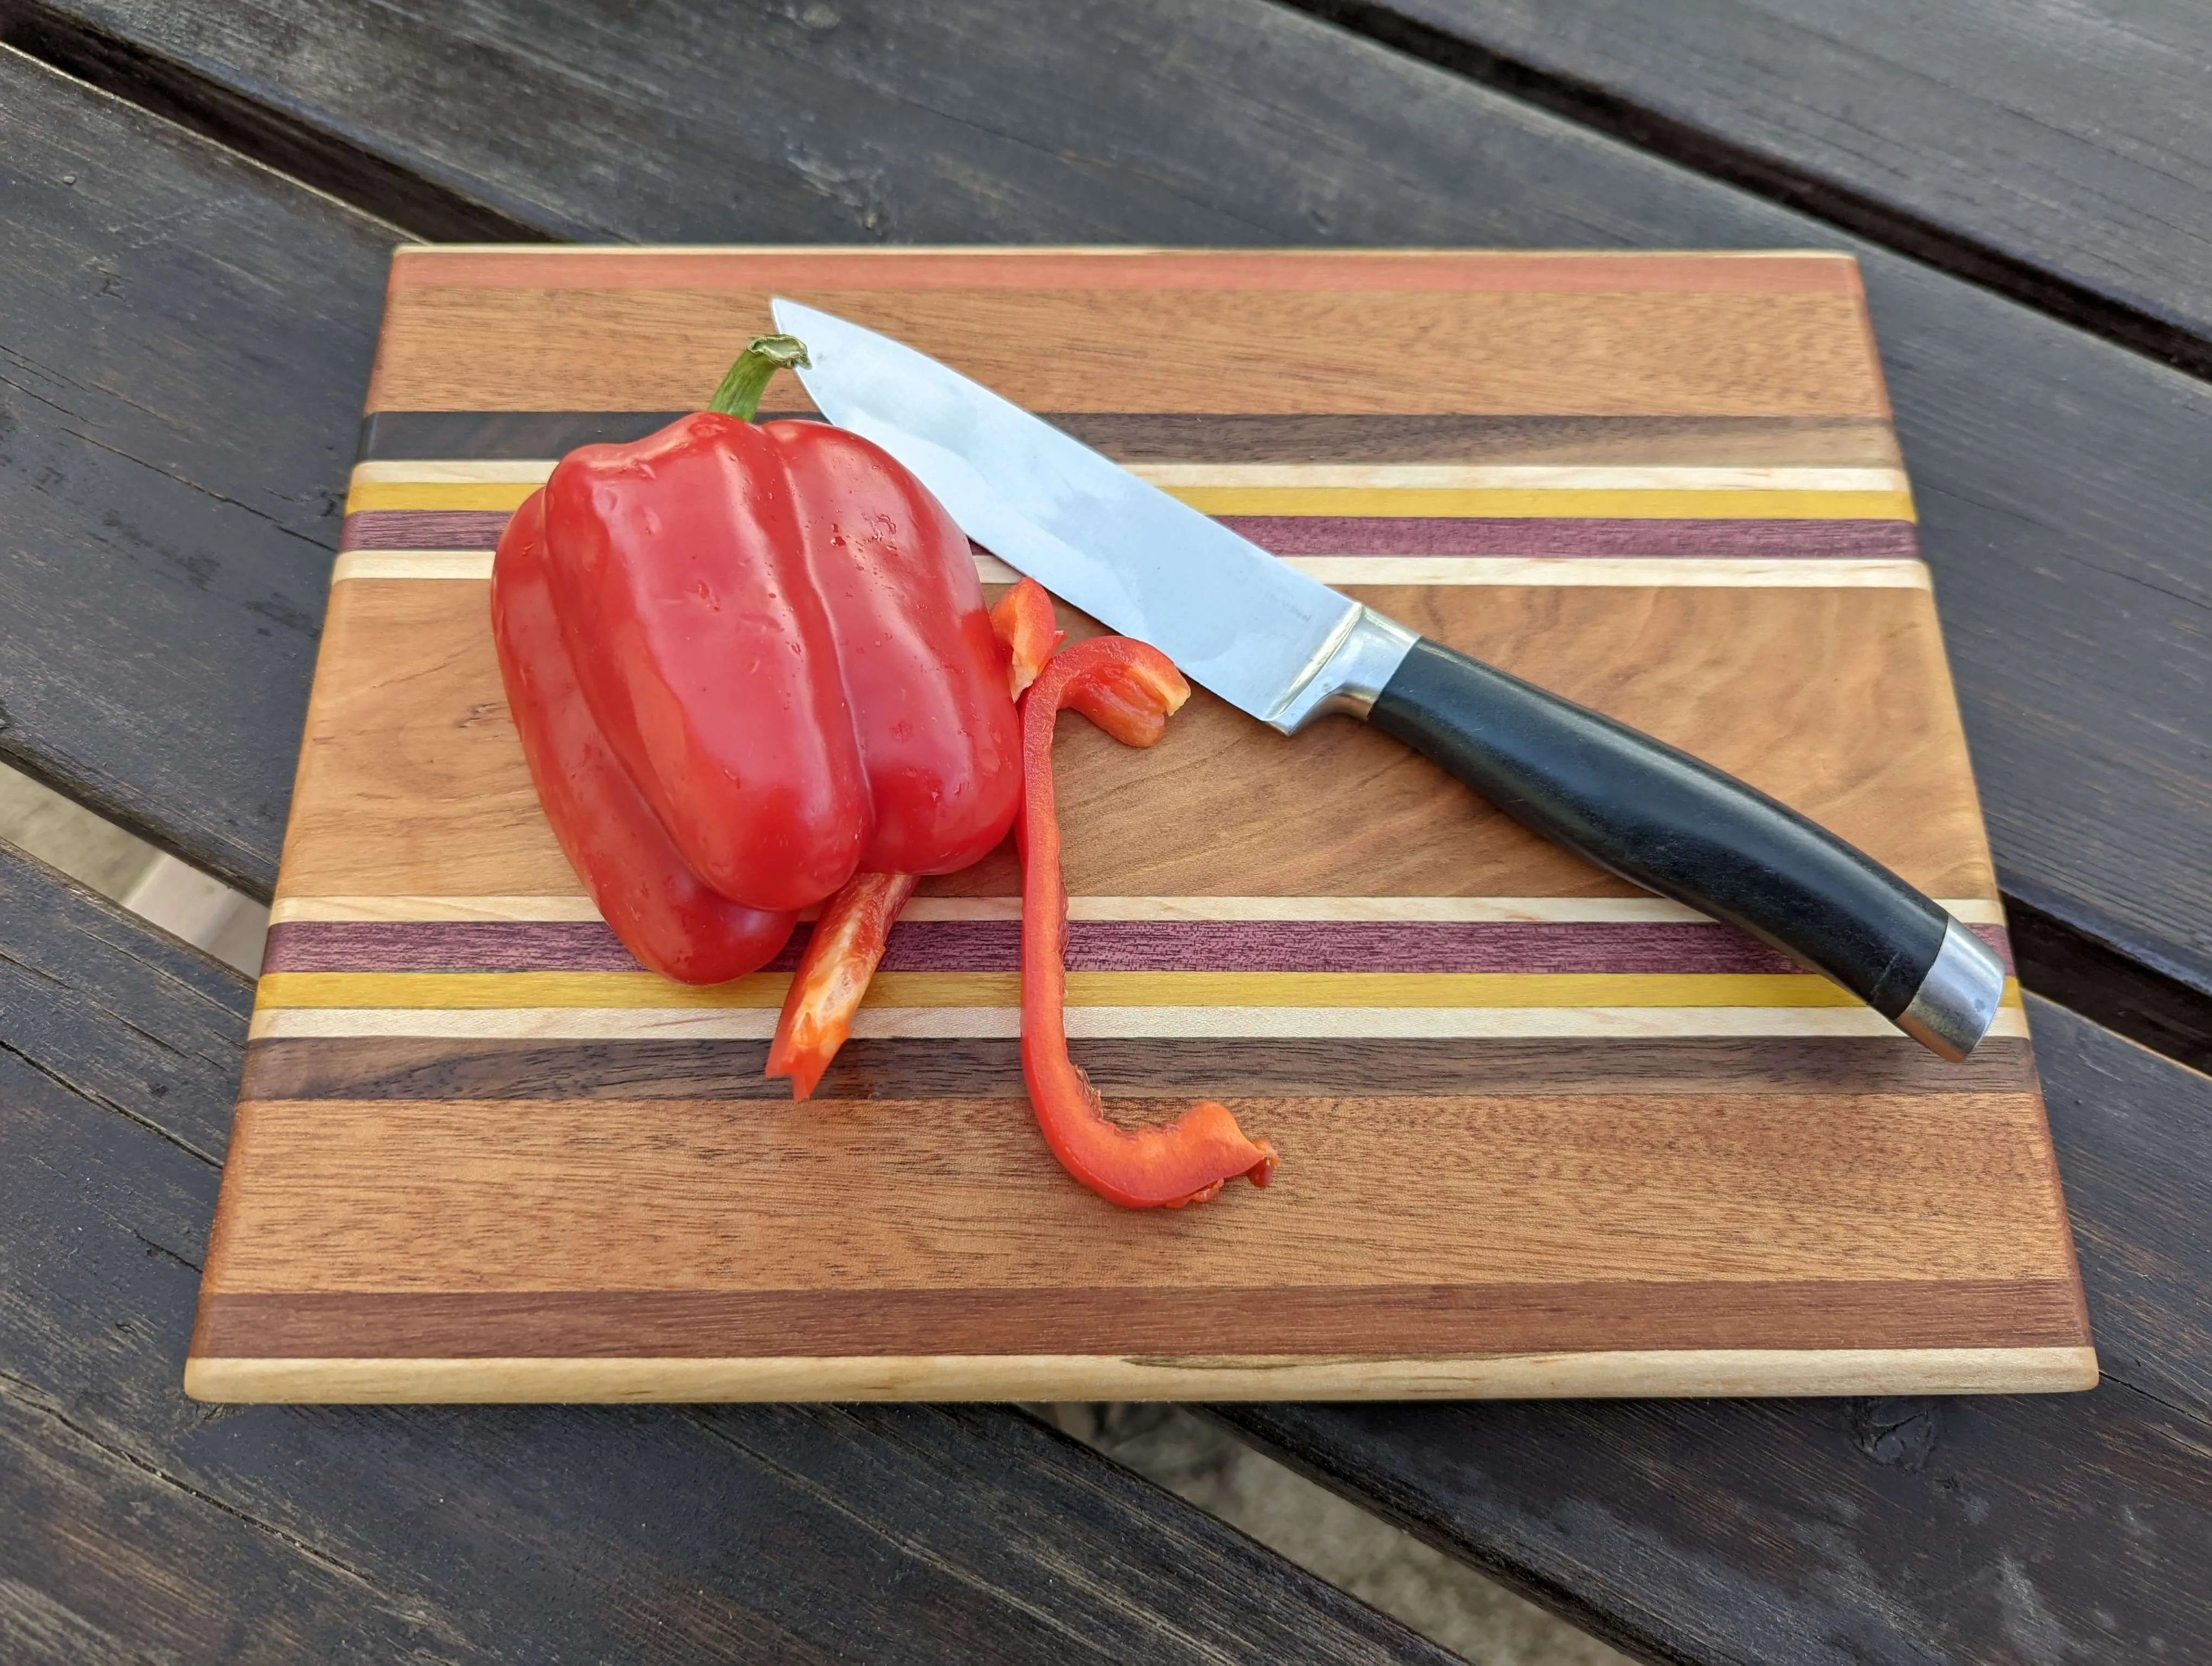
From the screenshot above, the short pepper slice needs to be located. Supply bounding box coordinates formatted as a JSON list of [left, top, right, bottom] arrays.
[[490, 337, 1022, 981]]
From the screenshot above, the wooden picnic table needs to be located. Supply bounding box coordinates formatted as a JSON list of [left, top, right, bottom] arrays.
[[2, 2, 2207, 1659]]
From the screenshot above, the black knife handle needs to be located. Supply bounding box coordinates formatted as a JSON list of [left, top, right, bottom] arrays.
[[1366, 636, 2005, 1058]]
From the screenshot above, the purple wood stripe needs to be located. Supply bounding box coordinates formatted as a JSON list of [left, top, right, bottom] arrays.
[[261, 919, 2012, 976], [1214, 517, 1923, 558], [342, 509, 513, 550], [338, 509, 1921, 561]]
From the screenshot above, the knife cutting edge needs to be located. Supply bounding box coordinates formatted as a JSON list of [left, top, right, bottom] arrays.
[[773, 297, 2008, 1061]]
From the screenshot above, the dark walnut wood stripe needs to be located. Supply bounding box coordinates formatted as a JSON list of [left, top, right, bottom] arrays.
[[262, 918, 2012, 976], [191, 1278, 2090, 1360], [338, 508, 1922, 559], [240, 1035, 2039, 1103], [358, 410, 1904, 467]]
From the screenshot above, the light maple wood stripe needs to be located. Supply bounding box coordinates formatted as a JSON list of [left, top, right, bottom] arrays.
[[244, 1003, 2034, 1043], [333, 552, 493, 581], [263, 894, 2009, 926], [342, 477, 1915, 522], [383, 245, 1866, 297], [347, 459, 1909, 492], [1246, 558, 1931, 589], [182, 1345, 2098, 1403], [329, 549, 1930, 589]]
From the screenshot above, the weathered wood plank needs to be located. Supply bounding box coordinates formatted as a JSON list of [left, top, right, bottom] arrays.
[[1298, 0, 2212, 372], [0, 43, 395, 898], [5, 0, 2208, 995], [1221, 997, 2212, 1663], [0, 837, 1447, 1664]]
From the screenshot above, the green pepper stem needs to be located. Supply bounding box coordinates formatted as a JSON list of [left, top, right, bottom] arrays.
[[707, 334, 811, 421]]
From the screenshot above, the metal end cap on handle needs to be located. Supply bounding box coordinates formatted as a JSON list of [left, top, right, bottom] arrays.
[[1895, 917, 2009, 1061]]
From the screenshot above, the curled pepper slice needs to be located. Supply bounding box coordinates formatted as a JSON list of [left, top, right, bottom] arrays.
[[767, 870, 920, 1101], [989, 576, 1064, 698], [1019, 635, 1279, 1208]]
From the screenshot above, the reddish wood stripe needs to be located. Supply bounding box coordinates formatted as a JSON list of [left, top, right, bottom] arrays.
[[238, 1035, 2038, 1102], [387, 248, 1865, 297], [261, 918, 2012, 976], [192, 1277, 2087, 1360], [338, 508, 1920, 559]]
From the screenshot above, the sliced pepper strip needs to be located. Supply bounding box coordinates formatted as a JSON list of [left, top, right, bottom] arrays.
[[763, 579, 1060, 1098], [1019, 636, 1279, 1208], [988, 576, 1064, 698], [767, 870, 921, 1101]]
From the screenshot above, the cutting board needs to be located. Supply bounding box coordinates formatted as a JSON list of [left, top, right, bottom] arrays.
[[188, 248, 2094, 1402]]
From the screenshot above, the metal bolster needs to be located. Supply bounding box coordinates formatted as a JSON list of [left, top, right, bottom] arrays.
[[1895, 916, 2009, 1061], [1265, 606, 1420, 733]]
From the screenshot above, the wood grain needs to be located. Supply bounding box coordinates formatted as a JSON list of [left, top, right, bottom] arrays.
[[359, 409, 1909, 467], [1220, 995, 2212, 1664], [274, 577, 1997, 904], [0, 4, 2195, 1655], [0, 47, 389, 898], [1335, 0, 2212, 368], [0, 837, 1444, 1665], [367, 275, 1889, 416], [190, 245, 2072, 1400], [179, 1348, 2100, 1405], [202, 1090, 2074, 1295], [235, 1034, 2039, 1101], [17, 0, 2210, 993]]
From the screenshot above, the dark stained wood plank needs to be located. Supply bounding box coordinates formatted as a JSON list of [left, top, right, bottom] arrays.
[[0, 837, 1449, 1664], [1220, 997, 2212, 1663], [7, 0, 2209, 997], [0, 43, 393, 899], [1295, 0, 2212, 373]]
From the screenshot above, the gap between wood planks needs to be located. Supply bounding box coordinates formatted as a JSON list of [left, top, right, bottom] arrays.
[[3, 4, 2207, 1070], [1266, 0, 2212, 382]]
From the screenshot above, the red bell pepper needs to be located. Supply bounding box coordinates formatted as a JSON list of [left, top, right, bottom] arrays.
[[1018, 634, 1279, 1209], [491, 336, 1023, 982], [491, 491, 798, 982], [525, 336, 1020, 914]]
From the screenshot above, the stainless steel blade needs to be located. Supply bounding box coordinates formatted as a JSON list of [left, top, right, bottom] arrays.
[[774, 298, 1410, 731]]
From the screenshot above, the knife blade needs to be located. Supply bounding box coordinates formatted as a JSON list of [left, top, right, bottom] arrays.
[[774, 297, 2007, 1061]]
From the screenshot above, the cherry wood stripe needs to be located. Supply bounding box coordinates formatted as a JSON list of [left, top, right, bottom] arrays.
[[190, 1277, 2088, 1360], [237, 1034, 2038, 1102], [358, 411, 1905, 468], [338, 508, 1920, 560], [384, 246, 1866, 297], [260, 918, 2013, 976]]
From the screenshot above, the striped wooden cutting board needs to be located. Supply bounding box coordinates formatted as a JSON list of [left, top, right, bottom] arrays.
[[188, 248, 2093, 1402]]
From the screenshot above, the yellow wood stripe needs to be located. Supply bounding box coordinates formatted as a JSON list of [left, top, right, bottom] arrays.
[[255, 969, 2022, 1011], [268, 893, 2010, 925], [348, 459, 1907, 492], [344, 479, 1915, 522]]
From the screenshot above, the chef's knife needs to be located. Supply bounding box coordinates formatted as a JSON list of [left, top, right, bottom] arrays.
[[774, 298, 2007, 1060]]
